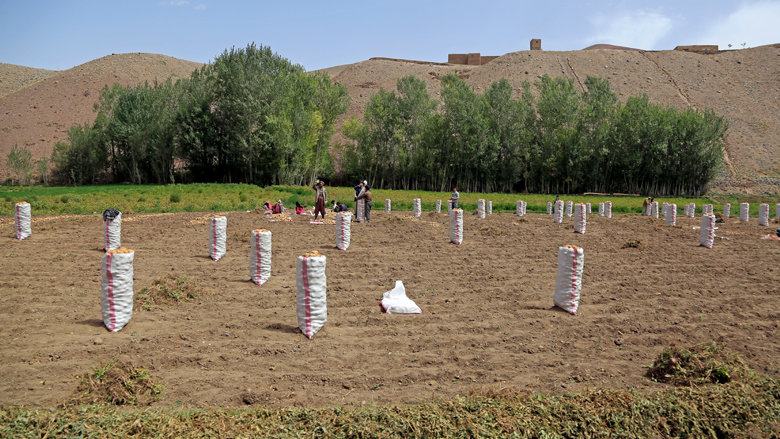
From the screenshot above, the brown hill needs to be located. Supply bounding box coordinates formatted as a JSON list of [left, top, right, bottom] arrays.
[[325, 44, 780, 193], [0, 53, 202, 173], [2, 46, 779, 193]]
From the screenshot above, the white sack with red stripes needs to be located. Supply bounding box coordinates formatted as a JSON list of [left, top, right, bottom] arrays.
[[104, 212, 122, 251], [662, 202, 668, 217], [436, 200, 441, 213], [688, 203, 696, 218], [574, 204, 586, 234], [101, 250, 134, 332], [585, 203, 591, 214], [703, 204, 713, 214], [14, 202, 31, 240], [547, 202, 552, 214], [651, 202, 659, 219], [413, 198, 421, 217], [700, 214, 716, 249], [385, 199, 391, 213], [450, 209, 463, 245], [335, 212, 352, 251], [599, 202, 604, 217], [740, 203, 750, 222], [516, 200, 523, 216], [522, 201, 527, 215], [554, 200, 564, 223], [249, 230, 272, 285], [487, 201, 492, 215], [666, 204, 677, 226], [565, 201, 573, 218], [605, 201, 612, 218], [477, 199, 485, 219], [381, 280, 422, 314], [758, 204, 769, 226], [447, 199, 452, 213], [209, 216, 227, 261], [296, 253, 327, 339], [724, 203, 731, 217], [356, 199, 365, 223], [554, 246, 584, 316]]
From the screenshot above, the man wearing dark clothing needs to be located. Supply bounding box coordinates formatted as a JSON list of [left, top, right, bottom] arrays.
[[357, 187, 373, 222], [313, 180, 327, 221]]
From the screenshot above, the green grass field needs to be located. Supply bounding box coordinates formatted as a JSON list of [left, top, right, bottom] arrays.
[[2, 183, 776, 217]]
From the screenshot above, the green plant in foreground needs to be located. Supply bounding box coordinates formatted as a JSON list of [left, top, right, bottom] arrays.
[[66, 358, 163, 406]]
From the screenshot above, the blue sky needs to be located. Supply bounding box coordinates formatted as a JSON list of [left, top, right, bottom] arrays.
[[1, 0, 779, 71]]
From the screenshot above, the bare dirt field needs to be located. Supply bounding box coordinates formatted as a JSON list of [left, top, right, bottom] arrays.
[[1, 208, 779, 409]]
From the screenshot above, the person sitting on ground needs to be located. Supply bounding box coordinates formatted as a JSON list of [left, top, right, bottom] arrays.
[[334, 202, 349, 212], [357, 186, 373, 221], [263, 201, 272, 213], [295, 201, 305, 214], [271, 200, 284, 214], [331, 200, 338, 210]]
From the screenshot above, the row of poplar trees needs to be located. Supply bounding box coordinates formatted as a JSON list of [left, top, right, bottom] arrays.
[[341, 74, 728, 196], [51, 44, 350, 186]]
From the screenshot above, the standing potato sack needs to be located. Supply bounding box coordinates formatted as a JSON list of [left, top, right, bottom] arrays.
[[650, 201, 658, 219], [296, 251, 327, 339], [666, 204, 677, 226], [516, 200, 523, 216], [554, 245, 584, 315], [413, 198, 421, 217], [599, 202, 604, 217], [724, 203, 731, 218], [250, 229, 272, 285], [450, 208, 463, 245], [585, 203, 591, 214], [335, 212, 352, 251], [101, 248, 134, 332], [209, 216, 227, 261], [385, 199, 391, 213], [700, 214, 716, 248], [565, 201, 573, 218], [776, 204, 780, 219], [758, 204, 769, 226], [740, 203, 750, 222], [103, 209, 121, 251], [447, 200, 452, 213], [487, 201, 492, 215], [547, 202, 552, 214], [522, 201, 527, 215], [356, 199, 365, 223], [605, 201, 612, 218], [574, 203, 586, 234], [14, 202, 31, 240], [436, 200, 441, 213], [554, 200, 564, 223], [477, 199, 485, 219]]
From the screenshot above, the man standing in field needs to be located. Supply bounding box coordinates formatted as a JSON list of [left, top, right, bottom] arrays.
[[450, 187, 459, 209], [357, 186, 373, 222], [313, 180, 327, 221]]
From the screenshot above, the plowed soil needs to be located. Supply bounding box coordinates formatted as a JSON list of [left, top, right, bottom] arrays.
[[1, 208, 779, 409]]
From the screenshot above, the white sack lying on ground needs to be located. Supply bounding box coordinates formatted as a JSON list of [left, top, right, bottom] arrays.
[[104, 211, 122, 251], [574, 203, 586, 234], [554, 245, 583, 315], [666, 204, 677, 226], [740, 203, 750, 222], [700, 214, 716, 249], [413, 198, 421, 217], [357, 199, 365, 223], [250, 229, 272, 285], [381, 280, 422, 314], [450, 209, 463, 245], [209, 216, 227, 261], [14, 202, 31, 240], [759, 204, 769, 226], [436, 200, 441, 213], [335, 212, 351, 251], [385, 199, 391, 213], [296, 251, 327, 339], [101, 248, 134, 332], [477, 199, 485, 219]]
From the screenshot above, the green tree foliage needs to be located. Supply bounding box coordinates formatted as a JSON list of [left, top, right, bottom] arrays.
[[6, 144, 34, 185], [343, 73, 727, 196], [50, 43, 349, 187]]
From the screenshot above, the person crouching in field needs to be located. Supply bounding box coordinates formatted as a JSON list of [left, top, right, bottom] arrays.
[[313, 180, 327, 221], [295, 202, 305, 214], [450, 187, 460, 209], [334, 202, 349, 212], [271, 200, 284, 214], [357, 186, 373, 222]]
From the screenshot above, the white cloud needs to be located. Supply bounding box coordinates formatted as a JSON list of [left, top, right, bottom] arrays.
[[159, 0, 190, 6], [583, 11, 673, 49], [195, 4, 206, 10], [697, 1, 780, 49]]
